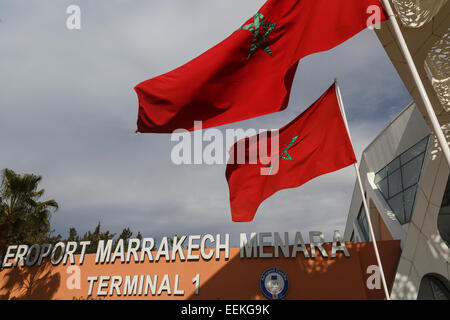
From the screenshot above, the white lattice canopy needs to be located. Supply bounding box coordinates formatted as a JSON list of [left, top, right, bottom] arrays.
[[425, 30, 450, 111], [392, 0, 448, 28]]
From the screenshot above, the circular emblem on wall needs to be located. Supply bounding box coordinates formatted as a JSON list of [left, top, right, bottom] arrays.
[[260, 268, 289, 300]]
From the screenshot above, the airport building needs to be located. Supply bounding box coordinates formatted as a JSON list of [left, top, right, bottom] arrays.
[[0, 0, 448, 301], [344, 0, 450, 300]]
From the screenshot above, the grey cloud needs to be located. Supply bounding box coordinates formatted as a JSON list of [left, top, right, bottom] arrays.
[[0, 0, 411, 243]]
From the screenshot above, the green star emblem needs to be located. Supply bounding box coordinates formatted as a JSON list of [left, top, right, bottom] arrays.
[[241, 13, 277, 59], [267, 136, 298, 175]]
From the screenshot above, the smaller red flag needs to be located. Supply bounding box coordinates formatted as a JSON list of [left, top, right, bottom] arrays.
[[226, 83, 357, 222]]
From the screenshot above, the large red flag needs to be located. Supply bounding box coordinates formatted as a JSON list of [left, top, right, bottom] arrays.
[[226, 83, 357, 222], [135, 0, 386, 133]]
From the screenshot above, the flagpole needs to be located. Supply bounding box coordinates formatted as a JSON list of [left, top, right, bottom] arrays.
[[334, 78, 391, 300], [380, 0, 450, 168]]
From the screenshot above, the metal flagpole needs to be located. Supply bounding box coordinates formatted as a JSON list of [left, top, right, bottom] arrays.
[[334, 78, 391, 300], [380, 0, 450, 167]]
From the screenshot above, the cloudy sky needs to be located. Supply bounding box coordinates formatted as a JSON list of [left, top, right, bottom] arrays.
[[0, 0, 412, 245]]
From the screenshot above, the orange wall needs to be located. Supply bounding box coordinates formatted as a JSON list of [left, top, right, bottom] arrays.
[[0, 241, 401, 300]]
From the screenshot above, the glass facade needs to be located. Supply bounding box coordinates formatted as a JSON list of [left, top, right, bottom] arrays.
[[438, 175, 450, 247], [417, 274, 450, 300], [374, 136, 429, 225], [357, 204, 369, 242], [350, 231, 355, 242]]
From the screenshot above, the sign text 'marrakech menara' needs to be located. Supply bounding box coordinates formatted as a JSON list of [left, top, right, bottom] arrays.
[[1, 230, 350, 268]]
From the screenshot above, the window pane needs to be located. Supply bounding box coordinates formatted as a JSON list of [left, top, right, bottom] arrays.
[[430, 281, 450, 300], [417, 275, 450, 300], [402, 154, 424, 189], [388, 193, 405, 224], [404, 185, 418, 223], [375, 167, 387, 183], [440, 176, 450, 208], [437, 212, 450, 247], [388, 169, 402, 197], [359, 225, 368, 241], [401, 137, 428, 165], [438, 175, 450, 247], [374, 136, 430, 226], [357, 206, 369, 241], [362, 215, 368, 236], [387, 157, 401, 174], [376, 178, 389, 200], [417, 277, 435, 300]]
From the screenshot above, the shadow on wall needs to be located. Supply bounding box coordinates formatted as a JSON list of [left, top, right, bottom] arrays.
[[0, 260, 60, 300], [187, 242, 400, 300]]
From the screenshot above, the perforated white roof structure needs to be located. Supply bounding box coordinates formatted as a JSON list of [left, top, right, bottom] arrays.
[[376, 0, 449, 125]]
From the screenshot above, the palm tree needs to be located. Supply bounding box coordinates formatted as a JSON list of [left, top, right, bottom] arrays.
[[0, 169, 58, 256]]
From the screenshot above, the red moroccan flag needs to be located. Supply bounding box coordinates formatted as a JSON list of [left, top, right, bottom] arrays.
[[135, 0, 386, 133], [226, 84, 357, 222]]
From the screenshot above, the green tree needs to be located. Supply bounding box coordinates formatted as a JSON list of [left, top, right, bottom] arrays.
[[168, 234, 185, 248], [115, 227, 133, 250], [117, 227, 133, 242], [0, 169, 58, 256], [80, 222, 115, 254], [67, 227, 79, 242]]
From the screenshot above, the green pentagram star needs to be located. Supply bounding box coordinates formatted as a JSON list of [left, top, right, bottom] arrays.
[[241, 13, 277, 59], [267, 136, 299, 174]]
